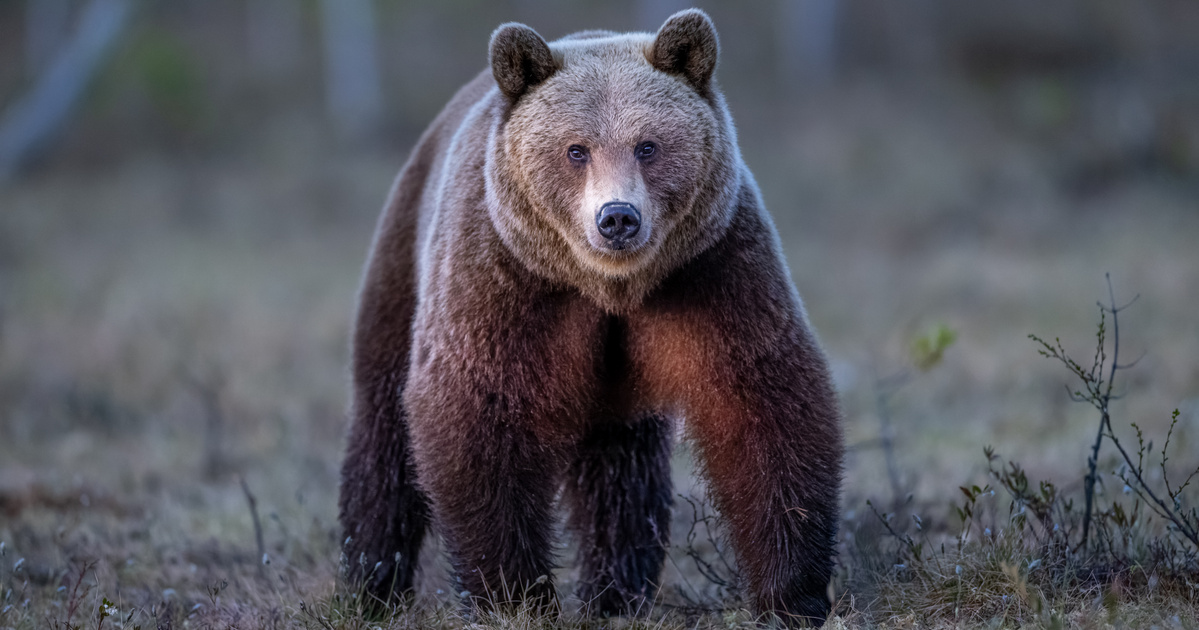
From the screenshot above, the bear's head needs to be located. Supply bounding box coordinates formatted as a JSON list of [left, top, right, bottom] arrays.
[[485, 9, 742, 311]]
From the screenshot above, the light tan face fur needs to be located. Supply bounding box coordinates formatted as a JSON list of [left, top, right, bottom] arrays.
[[503, 36, 718, 279], [577, 144, 652, 263], [485, 13, 740, 311]]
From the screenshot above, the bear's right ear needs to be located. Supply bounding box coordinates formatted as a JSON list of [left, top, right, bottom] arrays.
[[489, 23, 557, 101], [650, 9, 719, 95]]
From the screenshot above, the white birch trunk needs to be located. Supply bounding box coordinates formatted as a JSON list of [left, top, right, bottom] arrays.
[[1, 0, 134, 182]]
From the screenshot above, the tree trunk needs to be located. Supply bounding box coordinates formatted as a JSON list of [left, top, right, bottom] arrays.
[[0, 0, 134, 182], [318, 0, 384, 141], [777, 0, 840, 90]]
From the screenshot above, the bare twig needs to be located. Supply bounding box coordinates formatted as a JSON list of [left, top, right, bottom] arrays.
[[1106, 428, 1199, 549], [871, 366, 909, 510], [60, 561, 95, 630], [1081, 376, 1106, 551], [1031, 274, 1199, 553], [239, 476, 268, 579], [1030, 274, 1137, 550], [678, 495, 737, 590], [298, 600, 336, 630], [181, 368, 226, 480]]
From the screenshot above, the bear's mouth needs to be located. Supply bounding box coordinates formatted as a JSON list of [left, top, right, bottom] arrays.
[[586, 229, 651, 258], [569, 231, 657, 279]]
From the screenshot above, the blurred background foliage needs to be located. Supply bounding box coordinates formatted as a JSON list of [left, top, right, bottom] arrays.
[[1, 0, 1197, 179]]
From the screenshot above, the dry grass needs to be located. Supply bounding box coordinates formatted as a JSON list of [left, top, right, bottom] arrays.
[[1, 81, 1198, 629]]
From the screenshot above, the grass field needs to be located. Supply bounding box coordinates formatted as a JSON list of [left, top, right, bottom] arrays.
[[1, 79, 1197, 628]]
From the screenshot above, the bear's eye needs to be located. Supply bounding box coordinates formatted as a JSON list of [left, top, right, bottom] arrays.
[[567, 145, 589, 164], [635, 141, 657, 161]]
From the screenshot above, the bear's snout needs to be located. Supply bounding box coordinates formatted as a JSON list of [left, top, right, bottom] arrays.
[[596, 202, 641, 247]]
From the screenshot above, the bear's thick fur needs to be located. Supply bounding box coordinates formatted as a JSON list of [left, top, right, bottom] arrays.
[[338, 9, 842, 625]]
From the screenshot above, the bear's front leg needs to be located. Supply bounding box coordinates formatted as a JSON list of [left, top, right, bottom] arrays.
[[404, 286, 603, 613], [682, 336, 841, 626], [630, 206, 843, 627], [564, 414, 674, 616], [409, 394, 561, 610]]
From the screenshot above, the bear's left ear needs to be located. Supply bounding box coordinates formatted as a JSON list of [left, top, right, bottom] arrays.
[[650, 9, 719, 94], [490, 23, 557, 101]]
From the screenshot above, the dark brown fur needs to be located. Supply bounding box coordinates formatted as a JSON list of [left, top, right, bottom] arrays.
[[339, 9, 842, 627], [565, 411, 673, 616]]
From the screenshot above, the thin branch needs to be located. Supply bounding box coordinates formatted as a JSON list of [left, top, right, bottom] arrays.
[[1114, 349, 1147, 371], [1102, 274, 1121, 403], [871, 364, 907, 510], [239, 476, 268, 580], [182, 368, 226, 480], [1079, 403, 1107, 550], [1110, 294, 1141, 314], [1162, 409, 1180, 499], [1107, 431, 1199, 547]]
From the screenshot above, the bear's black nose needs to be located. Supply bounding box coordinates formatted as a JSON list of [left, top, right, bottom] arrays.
[[596, 202, 641, 241]]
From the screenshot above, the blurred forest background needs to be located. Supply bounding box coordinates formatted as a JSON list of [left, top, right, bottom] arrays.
[[1, 1, 1198, 627]]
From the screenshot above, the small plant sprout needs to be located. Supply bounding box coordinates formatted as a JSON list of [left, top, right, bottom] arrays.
[[910, 323, 958, 372], [97, 597, 117, 630]]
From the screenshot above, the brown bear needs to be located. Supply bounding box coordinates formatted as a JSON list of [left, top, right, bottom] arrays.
[[338, 9, 842, 626]]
